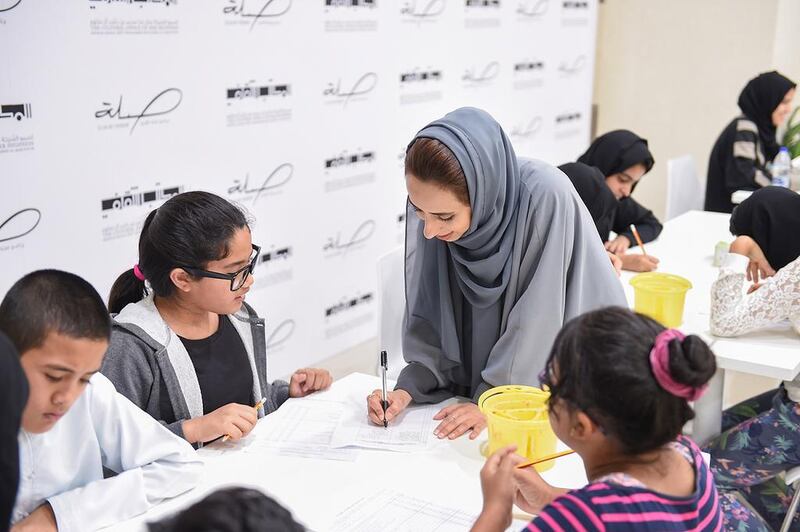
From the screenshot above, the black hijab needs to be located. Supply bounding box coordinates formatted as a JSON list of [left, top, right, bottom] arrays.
[[737, 71, 796, 161], [730, 186, 800, 271], [559, 162, 617, 238], [0, 332, 28, 531], [577, 130, 655, 188]]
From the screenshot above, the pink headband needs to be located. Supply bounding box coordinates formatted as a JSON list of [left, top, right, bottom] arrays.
[[649, 329, 707, 401], [133, 264, 145, 281]]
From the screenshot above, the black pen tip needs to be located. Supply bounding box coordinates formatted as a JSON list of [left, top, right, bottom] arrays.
[[383, 420, 388, 428]]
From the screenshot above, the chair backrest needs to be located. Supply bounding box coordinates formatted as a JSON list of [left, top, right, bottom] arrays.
[[665, 155, 704, 220], [377, 246, 406, 379]]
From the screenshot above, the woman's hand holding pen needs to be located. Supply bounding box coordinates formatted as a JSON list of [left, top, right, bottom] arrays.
[[367, 389, 412, 426], [182, 403, 258, 444]]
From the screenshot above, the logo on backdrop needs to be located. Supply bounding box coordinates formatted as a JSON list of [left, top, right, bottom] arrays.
[[266, 318, 296, 352], [0, 208, 41, 246], [0, 0, 22, 13], [0, 103, 31, 121], [464, 0, 500, 28], [95, 88, 182, 135], [462, 61, 500, 87], [512, 59, 545, 90], [227, 163, 294, 205], [400, 69, 442, 83], [400, 0, 445, 20], [226, 81, 291, 100], [516, 0, 548, 17], [323, 0, 378, 33], [558, 54, 586, 76], [554, 111, 582, 139], [509, 116, 543, 140], [257, 244, 294, 287], [325, 292, 374, 317], [100, 185, 183, 212], [323, 148, 377, 191], [89, 0, 177, 7], [465, 0, 499, 7], [325, 150, 375, 169], [323, 219, 376, 257], [223, 0, 292, 31], [323, 72, 378, 107], [324, 0, 375, 7], [561, 0, 588, 25]]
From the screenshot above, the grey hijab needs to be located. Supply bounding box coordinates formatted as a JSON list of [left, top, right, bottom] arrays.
[[403, 108, 626, 399]]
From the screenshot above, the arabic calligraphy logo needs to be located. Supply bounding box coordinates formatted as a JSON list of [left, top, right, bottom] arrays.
[[266, 318, 295, 352], [223, 0, 292, 31], [0, 104, 32, 122], [323, 72, 378, 108], [227, 163, 294, 205], [95, 88, 182, 135], [462, 61, 500, 85], [323, 219, 376, 256], [509, 116, 543, 139], [0, 0, 22, 13], [558, 55, 586, 76], [0, 208, 41, 244], [516, 0, 547, 16], [400, 0, 445, 18]]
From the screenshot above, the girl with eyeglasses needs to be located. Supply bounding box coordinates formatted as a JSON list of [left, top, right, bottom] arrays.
[[103, 191, 331, 446]]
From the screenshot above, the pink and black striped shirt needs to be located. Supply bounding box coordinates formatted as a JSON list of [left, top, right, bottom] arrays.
[[525, 436, 722, 531]]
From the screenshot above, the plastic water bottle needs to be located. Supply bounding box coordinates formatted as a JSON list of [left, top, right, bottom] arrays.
[[772, 147, 791, 188]]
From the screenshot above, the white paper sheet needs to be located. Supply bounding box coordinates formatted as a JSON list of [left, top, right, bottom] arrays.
[[328, 490, 477, 532], [330, 403, 440, 452]]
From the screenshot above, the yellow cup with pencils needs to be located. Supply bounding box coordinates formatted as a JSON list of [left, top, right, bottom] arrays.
[[478, 385, 558, 472], [630, 273, 692, 328]]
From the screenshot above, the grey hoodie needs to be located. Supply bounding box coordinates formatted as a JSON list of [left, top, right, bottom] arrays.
[[101, 293, 289, 441]]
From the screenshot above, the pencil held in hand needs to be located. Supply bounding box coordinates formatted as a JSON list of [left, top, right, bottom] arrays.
[[515, 449, 575, 469], [221, 397, 266, 442], [629, 224, 647, 256]]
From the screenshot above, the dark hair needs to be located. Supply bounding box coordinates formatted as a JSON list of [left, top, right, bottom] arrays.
[[108, 191, 249, 314], [148, 487, 305, 532], [0, 269, 111, 354], [405, 137, 470, 206], [540, 306, 716, 455]]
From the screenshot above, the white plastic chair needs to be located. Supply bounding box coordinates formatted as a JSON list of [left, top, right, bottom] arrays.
[[780, 466, 800, 531], [376, 246, 406, 379], [665, 155, 705, 220]]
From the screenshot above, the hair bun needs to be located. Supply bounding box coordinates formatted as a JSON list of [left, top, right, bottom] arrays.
[[667, 335, 717, 388]]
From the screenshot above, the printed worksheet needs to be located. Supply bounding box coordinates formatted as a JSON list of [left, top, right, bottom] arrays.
[[330, 403, 439, 452]]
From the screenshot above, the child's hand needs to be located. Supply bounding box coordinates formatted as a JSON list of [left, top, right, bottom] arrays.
[[433, 403, 487, 440], [607, 251, 623, 276], [472, 446, 517, 532], [621, 253, 660, 272], [510, 454, 567, 514], [183, 403, 258, 443], [604, 235, 631, 255], [289, 368, 333, 398], [367, 389, 412, 425]]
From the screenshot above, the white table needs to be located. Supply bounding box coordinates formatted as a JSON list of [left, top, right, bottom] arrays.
[[732, 187, 800, 205], [620, 210, 800, 444], [111, 373, 587, 531]]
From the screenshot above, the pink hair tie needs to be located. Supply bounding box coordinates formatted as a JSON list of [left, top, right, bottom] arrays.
[[133, 264, 146, 281], [649, 329, 707, 401]]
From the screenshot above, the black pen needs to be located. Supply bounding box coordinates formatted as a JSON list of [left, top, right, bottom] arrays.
[[380, 350, 389, 429]]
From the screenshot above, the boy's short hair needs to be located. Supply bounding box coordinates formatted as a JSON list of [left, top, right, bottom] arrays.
[[0, 270, 111, 354], [148, 487, 305, 532]]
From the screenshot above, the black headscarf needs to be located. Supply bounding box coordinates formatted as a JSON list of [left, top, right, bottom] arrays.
[[577, 130, 655, 188], [0, 332, 28, 531], [737, 71, 796, 161], [558, 162, 617, 238], [730, 186, 800, 271]]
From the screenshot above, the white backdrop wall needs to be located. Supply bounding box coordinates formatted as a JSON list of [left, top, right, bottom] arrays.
[[0, 0, 597, 378]]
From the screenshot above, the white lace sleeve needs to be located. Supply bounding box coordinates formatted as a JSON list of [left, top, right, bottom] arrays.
[[710, 254, 800, 337]]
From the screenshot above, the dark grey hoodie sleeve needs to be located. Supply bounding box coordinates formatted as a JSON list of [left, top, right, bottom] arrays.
[[101, 329, 186, 439], [264, 379, 290, 413]]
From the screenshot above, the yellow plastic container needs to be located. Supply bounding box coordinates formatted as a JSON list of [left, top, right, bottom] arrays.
[[629, 272, 692, 328], [478, 385, 557, 472]]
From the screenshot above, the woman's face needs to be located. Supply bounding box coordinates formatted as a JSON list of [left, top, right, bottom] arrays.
[[605, 163, 647, 200], [406, 173, 472, 242], [772, 87, 796, 127]]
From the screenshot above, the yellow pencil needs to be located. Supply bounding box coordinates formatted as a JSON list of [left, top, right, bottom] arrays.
[[629, 224, 647, 256], [221, 396, 266, 443], [515, 449, 575, 470]]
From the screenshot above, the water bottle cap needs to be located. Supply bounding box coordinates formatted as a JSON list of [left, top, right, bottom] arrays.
[[780, 146, 789, 152]]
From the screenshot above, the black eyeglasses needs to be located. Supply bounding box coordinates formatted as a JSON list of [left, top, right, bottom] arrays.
[[181, 244, 261, 292]]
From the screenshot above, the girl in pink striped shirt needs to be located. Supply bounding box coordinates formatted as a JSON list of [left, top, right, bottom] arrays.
[[473, 307, 724, 531]]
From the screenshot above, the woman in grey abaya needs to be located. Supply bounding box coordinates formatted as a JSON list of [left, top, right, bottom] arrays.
[[366, 108, 626, 439]]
